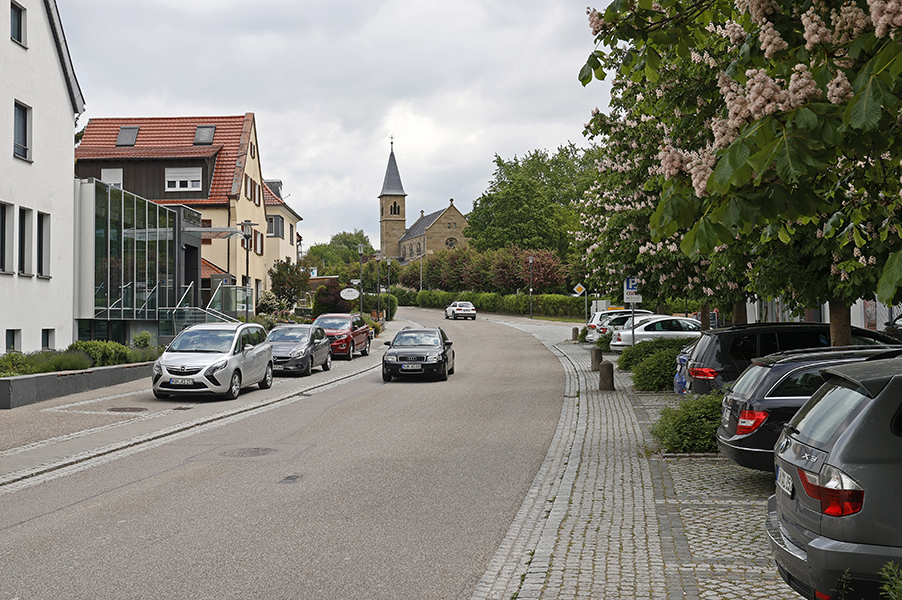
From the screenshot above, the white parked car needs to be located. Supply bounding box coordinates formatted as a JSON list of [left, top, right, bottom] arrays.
[[587, 309, 652, 340], [445, 301, 477, 320], [152, 322, 273, 399], [609, 315, 702, 353]]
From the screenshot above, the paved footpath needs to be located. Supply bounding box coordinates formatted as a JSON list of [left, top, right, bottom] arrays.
[[471, 317, 796, 600]]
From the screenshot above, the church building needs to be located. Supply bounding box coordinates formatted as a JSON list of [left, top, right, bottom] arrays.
[[378, 144, 468, 263]]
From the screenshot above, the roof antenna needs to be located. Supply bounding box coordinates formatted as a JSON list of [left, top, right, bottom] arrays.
[[390, 135, 394, 152]]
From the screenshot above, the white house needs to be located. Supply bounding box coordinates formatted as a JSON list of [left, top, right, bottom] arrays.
[[1, 0, 85, 352]]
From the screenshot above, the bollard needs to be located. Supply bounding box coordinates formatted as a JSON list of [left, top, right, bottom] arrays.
[[599, 360, 615, 391], [572, 327, 579, 341], [590, 347, 603, 371]]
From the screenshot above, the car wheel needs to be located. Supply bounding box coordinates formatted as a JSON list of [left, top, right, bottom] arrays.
[[224, 371, 241, 400], [471, 316, 476, 320], [322, 352, 332, 371], [361, 337, 371, 356], [302, 358, 313, 376], [448, 360, 455, 375], [444, 313, 449, 319], [259, 363, 273, 389], [452, 313, 458, 320], [347, 342, 354, 360], [382, 368, 392, 382], [153, 390, 170, 399]]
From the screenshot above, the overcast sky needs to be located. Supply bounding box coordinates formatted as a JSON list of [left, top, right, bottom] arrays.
[[58, 0, 608, 249]]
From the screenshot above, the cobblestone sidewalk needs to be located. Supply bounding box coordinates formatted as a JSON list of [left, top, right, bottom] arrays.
[[471, 320, 796, 600]]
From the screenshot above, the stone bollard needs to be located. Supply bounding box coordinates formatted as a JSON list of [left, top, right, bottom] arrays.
[[590, 347, 603, 371], [572, 327, 579, 341], [599, 360, 615, 391]]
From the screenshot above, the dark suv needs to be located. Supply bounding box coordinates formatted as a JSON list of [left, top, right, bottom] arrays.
[[717, 346, 902, 472], [676, 323, 897, 395], [767, 357, 902, 599]]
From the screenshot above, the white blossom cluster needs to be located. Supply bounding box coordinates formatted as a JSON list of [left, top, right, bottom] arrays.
[[586, 7, 606, 36], [802, 7, 833, 48], [867, 0, 902, 37], [706, 20, 747, 47], [760, 21, 789, 57], [827, 70, 854, 103]]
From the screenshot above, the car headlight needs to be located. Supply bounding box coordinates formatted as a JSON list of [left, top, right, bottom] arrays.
[[384, 355, 398, 363], [424, 354, 441, 364], [205, 360, 229, 376], [153, 361, 162, 375], [289, 347, 308, 358]]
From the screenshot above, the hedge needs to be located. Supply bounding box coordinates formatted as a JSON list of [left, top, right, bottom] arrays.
[[413, 290, 584, 318]]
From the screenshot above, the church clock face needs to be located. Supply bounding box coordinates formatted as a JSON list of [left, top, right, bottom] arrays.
[[445, 237, 457, 249]]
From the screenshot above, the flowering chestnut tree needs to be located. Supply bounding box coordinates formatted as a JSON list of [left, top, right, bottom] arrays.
[[583, 0, 902, 342]]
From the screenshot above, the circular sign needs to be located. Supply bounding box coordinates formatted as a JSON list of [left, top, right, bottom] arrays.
[[340, 287, 360, 300]]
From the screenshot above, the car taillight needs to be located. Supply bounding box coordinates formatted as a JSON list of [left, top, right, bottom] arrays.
[[588, 324, 596, 329], [797, 465, 864, 516], [614, 332, 622, 342], [688, 367, 718, 380], [736, 409, 768, 435]]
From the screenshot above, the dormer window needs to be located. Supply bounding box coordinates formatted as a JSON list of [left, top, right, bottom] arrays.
[[115, 126, 139, 147], [193, 125, 215, 145]]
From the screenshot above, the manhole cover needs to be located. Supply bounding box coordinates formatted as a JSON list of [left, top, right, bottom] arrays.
[[220, 447, 279, 458], [107, 407, 148, 413]]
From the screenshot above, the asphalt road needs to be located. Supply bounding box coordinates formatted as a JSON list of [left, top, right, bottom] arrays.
[[0, 308, 564, 600]]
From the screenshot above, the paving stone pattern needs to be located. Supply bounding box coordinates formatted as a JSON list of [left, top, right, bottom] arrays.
[[471, 320, 797, 600]]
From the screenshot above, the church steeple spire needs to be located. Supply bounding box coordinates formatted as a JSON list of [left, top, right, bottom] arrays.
[[380, 140, 407, 197]]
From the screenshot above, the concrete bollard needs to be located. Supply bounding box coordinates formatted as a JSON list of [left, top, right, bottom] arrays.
[[599, 360, 615, 391], [572, 327, 579, 341], [590, 347, 603, 371]]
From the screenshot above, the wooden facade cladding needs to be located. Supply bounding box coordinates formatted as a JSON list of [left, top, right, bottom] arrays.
[[74, 157, 217, 202]]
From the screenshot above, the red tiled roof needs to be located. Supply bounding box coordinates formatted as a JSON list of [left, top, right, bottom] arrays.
[[263, 181, 283, 206], [75, 114, 253, 206], [201, 258, 228, 279]]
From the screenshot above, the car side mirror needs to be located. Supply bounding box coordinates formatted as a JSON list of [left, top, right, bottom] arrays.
[[445, 340, 453, 346], [384, 341, 391, 346], [243, 344, 253, 353]]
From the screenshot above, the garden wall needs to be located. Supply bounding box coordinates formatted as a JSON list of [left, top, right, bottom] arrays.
[[0, 363, 153, 410]]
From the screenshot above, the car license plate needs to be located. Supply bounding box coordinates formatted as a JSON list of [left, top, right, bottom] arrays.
[[273, 365, 284, 371], [776, 465, 794, 497], [169, 377, 193, 386], [401, 364, 422, 370]]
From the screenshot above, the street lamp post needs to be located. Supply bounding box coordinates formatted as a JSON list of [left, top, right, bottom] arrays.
[[385, 258, 392, 321], [375, 252, 382, 322], [528, 256, 535, 319], [357, 243, 365, 314], [240, 220, 258, 323]]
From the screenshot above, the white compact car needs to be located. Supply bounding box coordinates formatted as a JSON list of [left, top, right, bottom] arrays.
[[152, 322, 273, 400], [445, 301, 477, 320], [609, 315, 702, 352]]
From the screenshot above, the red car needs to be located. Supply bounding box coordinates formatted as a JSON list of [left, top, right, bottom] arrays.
[[312, 313, 372, 360]]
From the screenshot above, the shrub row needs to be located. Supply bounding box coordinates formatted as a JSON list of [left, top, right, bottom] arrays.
[[617, 337, 695, 372], [650, 391, 723, 453], [1, 340, 163, 378], [414, 290, 584, 318]]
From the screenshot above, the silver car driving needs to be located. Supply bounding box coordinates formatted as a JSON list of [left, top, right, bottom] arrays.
[[152, 322, 273, 400]]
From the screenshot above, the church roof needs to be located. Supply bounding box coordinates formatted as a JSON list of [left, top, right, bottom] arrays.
[[379, 149, 407, 197], [399, 208, 444, 242]]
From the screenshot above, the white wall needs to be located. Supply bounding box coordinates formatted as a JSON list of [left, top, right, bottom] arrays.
[[0, 1, 79, 352]]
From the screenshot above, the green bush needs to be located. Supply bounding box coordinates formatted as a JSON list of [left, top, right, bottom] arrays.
[[596, 333, 613, 352], [880, 562, 902, 600], [617, 337, 696, 372], [0, 352, 31, 377], [127, 347, 163, 363], [633, 347, 683, 391], [578, 327, 588, 343], [361, 293, 397, 320], [131, 330, 154, 348], [361, 313, 382, 336], [390, 286, 418, 306], [67, 340, 131, 366], [650, 392, 723, 453], [27, 349, 94, 373]]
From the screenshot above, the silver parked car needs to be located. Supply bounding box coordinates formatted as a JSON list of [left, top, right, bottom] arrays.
[[766, 357, 902, 600], [609, 315, 701, 353], [267, 324, 332, 376], [152, 322, 273, 400]]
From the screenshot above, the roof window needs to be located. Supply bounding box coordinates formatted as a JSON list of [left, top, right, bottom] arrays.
[[115, 126, 139, 147], [194, 125, 216, 145]]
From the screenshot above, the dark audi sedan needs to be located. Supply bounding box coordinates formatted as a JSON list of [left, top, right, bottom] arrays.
[[382, 327, 454, 381], [267, 324, 332, 375]]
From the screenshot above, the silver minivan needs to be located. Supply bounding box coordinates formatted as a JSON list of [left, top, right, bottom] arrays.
[[152, 322, 273, 399]]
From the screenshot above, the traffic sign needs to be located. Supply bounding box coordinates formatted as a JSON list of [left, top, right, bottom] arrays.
[[574, 283, 586, 295], [340, 287, 360, 300], [624, 277, 642, 303]]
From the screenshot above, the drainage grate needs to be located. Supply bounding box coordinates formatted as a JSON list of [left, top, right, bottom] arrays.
[[220, 447, 279, 458], [107, 407, 148, 413]]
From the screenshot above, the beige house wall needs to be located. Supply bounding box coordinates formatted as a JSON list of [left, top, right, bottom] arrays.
[[380, 193, 407, 259]]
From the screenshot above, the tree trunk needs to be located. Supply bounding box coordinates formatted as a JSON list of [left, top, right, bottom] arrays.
[[732, 301, 748, 325], [656, 303, 668, 315], [700, 302, 711, 330], [829, 298, 852, 347]]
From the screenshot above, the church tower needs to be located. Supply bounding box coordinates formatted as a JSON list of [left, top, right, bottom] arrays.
[[379, 141, 407, 259]]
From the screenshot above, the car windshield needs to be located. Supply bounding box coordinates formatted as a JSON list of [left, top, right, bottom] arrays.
[[268, 329, 309, 343], [393, 332, 441, 347], [168, 330, 235, 353], [316, 318, 351, 330]]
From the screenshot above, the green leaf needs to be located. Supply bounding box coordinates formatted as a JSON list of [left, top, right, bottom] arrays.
[[847, 75, 884, 130], [579, 63, 593, 86], [773, 137, 805, 184], [877, 251, 902, 303], [794, 107, 818, 129]]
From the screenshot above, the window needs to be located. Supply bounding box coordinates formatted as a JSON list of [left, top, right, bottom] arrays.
[[193, 125, 215, 145], [18, 206, 32, 274], [445, 237, 457, 249], [267, 215, 284, 238], [101, 168, 123, 189], [115, 126, 139, 147], [10, 2, 25, 45], [5, 329, 20, 352], [13, 101, 30, 160], [0, 202, 9, 271], [289, 224, 294, 245], [254, 230, 264, 255], [36, 212, 49, 276], [41, 328, 54, 350], [165, 167, 202, 192]]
